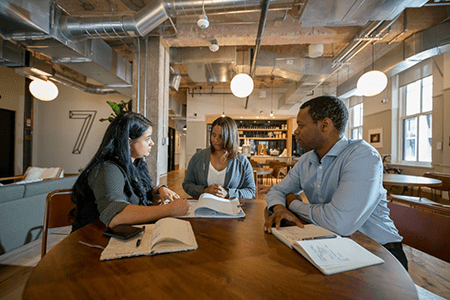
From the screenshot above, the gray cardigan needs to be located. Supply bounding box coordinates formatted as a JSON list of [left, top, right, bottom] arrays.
[[183, 148, 256, 199]]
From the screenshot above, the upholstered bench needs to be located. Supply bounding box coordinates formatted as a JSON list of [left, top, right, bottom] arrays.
[[0, 176, 78, 254]]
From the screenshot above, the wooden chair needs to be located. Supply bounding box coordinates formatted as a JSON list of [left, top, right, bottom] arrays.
[[0, 166, 63, 183], [420, 172, 450, 202], [248, 159, 258, 168], [387, 200, 450, 263], [269, 161, 287, 185], [41, 188, 75, 258], [253, 169, 258, 199]]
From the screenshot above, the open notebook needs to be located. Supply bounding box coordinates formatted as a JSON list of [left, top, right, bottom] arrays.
[[272, 225, 384, 275], [179, 193, 245, 218], [100, 218, 197, 261]]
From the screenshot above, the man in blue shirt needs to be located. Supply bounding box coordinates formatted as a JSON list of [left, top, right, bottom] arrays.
[[264, 95, 408, 270]]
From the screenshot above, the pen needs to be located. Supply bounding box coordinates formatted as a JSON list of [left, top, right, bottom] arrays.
[[136, 226, 145, 247], [302, 235, 337, 241]]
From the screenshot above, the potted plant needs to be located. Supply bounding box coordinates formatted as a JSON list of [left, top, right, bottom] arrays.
[[99, 99, 132, 122]]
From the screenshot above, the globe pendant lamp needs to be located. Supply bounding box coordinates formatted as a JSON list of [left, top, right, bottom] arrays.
[[357, 70, 387, 97], [29, 78, 59, 101], [230, 73, 254, 98], [357, 43, 387, 97]]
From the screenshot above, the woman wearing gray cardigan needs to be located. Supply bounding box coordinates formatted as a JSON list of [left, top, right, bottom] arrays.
[[183, 117, 256, 199]]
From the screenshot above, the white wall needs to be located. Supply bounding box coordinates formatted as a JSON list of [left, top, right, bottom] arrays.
[[0, 66, 25, 175], [33, 82, 129, 174]]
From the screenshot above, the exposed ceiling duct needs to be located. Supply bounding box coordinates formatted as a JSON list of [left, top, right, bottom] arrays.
[[59, 0, 297, 40], [299, 0, 428, 26], [0, 0, 133, 96], [0, 38, 25, 67], [0, 0, 441, 104], [0, 0, 297, 97], [338, 21, 450, 98]]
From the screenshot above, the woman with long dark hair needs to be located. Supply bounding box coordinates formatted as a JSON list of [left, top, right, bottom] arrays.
[[182, 116, 256, 199], [71, 112, 188, 231]]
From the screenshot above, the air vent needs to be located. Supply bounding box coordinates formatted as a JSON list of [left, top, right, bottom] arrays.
[[0, 38, 25, 67]]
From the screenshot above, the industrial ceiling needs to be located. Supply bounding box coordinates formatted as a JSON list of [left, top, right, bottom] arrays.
[[1, 0, 449, 110]]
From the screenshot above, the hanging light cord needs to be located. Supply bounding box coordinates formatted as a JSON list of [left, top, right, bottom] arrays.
[[372, 42, 375, 71], [271, 77, 274, 113], [222, 85, 225, 115]]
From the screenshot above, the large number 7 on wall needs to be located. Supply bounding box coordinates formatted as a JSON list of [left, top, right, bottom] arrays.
[[69, 110, 97, 154]]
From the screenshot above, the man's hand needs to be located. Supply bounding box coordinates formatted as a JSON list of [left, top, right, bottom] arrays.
[[286, 193, 302, 207], [264, 205, 303, 233]]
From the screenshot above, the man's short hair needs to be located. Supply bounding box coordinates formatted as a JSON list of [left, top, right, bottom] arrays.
[[300, 96, 349, 135]]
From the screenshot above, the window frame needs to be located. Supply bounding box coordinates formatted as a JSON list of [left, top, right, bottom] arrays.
[[397, 75, 433, 166], [349, 102, 363, 140]]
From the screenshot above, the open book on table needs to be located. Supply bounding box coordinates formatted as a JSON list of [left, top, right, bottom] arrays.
[[272, 225, 384, 275], [179, 193, 245, 218], [100, 218, 197, 261]]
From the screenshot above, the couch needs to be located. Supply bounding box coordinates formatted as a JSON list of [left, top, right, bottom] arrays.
[[0, 176, 78, 255]]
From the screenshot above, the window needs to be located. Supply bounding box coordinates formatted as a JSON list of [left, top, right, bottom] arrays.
[[349, 103, 363, 140], [400, 76, 432, 163]]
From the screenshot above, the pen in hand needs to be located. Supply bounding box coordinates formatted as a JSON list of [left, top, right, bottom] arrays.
[[302, 235, 337, 241]]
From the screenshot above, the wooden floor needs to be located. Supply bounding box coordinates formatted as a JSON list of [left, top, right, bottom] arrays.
[[1, 169, 449, 300]]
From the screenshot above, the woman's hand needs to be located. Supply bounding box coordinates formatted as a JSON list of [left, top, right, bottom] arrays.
[[204, 184, 228, 198], [166, 198, 190, 216], [158, 186, 180, 202]]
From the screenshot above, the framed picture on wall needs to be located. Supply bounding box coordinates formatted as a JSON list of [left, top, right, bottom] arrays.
[[368, 128, 383, 148]]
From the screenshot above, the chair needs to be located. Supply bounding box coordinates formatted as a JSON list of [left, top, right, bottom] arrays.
[[253, 169, 259, 199], [420, 172, 450, 202], [0, 166, 63, 183], [269, 161, 287, 185], [248, 159, 258, 168], [41, 188, 75, 258], [387, 200, 450, 263]]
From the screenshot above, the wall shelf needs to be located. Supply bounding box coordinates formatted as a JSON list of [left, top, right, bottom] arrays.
[[235, 119, 292, 156]]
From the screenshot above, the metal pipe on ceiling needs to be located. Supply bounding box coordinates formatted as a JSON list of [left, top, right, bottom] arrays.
[[51, 72, 119, 94], [245, 0, 271, 109], [60, 0, 296, 40]]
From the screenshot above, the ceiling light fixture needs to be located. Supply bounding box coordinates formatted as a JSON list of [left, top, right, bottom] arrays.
[[309, 44, 324, 58], [357, 43, 388, 97], [209, 39, 219, 52], [29, 78, 59, 101], [230, 73, 254, 98], [230, 50, 254, 98], [197, 0, 209, 29]]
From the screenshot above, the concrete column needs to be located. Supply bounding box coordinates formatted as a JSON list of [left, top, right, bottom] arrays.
[[133, 36, 169, 184]]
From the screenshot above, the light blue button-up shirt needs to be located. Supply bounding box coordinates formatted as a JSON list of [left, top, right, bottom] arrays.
[[266, 137, 402, 245]]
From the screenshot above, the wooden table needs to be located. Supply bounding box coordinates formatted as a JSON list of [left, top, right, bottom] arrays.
[[383, 174, 442, 196], [23, 200, 418, 300]]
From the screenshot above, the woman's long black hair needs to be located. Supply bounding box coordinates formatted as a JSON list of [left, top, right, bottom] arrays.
[[72, 112, 154, 212]]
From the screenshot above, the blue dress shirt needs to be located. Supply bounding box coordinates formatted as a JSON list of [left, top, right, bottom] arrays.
[[266, 137, 402, 245]]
